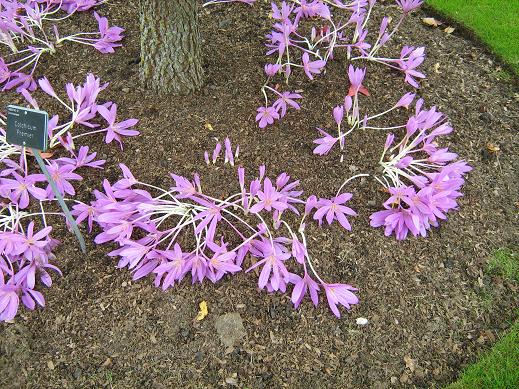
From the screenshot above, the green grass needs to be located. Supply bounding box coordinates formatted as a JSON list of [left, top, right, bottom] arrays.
[[446, 248, 518, 389], [427, 0, 519, 74], [488, 248, 519, 283], [446, 321, 519, 389]]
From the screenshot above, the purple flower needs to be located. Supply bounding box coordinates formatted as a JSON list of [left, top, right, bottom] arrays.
[[224, 137, 235, 166], [0, 282, 19, 322], [256, 106, 279, 128], [250, 178, 288, 214], [153, 244, 187, 290], [347, 65, 368, 96], [398, 46, 426, 88], [396, 92, 416, 108], [264, 63, 281, 76], [323, 283, 359, 317], [313, 193, 357, 230], [302, 52, 326, 80], [313, 128, 338, 155], [291, 272, 320, 308], [72, 202, 97, 233], [56, 146, 105, 169], [0, 172, 46, 209], [272, 91, 302, 117], [193, 202, 222, 242], [93, 12, 124, 53], [184, 253, 209, 284], [206, 244, 241, 283], [247, 239, 291, 291], [22, 222, 53, 261], [97, 103, 139, 149], [396, 0, 423, 14], [45, 162, 83, 198], [333, 105, 344, 126]]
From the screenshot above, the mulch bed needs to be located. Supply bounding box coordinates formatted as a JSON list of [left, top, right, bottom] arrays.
[[1, 1, 518, 388]]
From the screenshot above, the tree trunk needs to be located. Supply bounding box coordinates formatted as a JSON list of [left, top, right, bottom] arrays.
[[140, 0, 204, 95]]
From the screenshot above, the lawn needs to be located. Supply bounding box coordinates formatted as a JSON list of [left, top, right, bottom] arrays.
[[428, 0, 519, 74], [447, 248, 519, 389], [447, 320, 519, 389]]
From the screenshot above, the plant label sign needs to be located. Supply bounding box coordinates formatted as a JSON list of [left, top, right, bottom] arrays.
[[6, 105, 48, 151]]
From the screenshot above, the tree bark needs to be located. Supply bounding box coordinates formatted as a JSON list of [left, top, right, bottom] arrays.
[[140, 0, 204, 95]]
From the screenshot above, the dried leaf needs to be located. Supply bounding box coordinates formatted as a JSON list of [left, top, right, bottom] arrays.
[[204, 123, 214, 131], [422, 17, 442, 27], [195, 301, 208, 321], [487, 143, 500, 153], [26, 149, 54, 159], [444, 26, 455, 34], [434, 63, 441, 74], [404, 355, 416, 372]]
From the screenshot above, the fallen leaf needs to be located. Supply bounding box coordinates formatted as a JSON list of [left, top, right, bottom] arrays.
[[434, 63, 441, 74], [47, 360, 55, 370], [422, 17, 442, 27], [25, 149, 54, 159], [195, 300, 208, 321], [102, 357, 112, 367], [444, 26, 455, 34], [487, 143, 500, 153], [404, 355, 416, 372], [204, 123, 214, 131]]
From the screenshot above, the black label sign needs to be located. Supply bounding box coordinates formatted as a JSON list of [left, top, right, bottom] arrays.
[[6, 105, 48, 151]]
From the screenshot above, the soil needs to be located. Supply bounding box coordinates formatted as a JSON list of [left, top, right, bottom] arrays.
[[1, 1, 518, 388]]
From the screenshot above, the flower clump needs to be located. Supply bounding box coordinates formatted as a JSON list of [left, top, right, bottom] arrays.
[[0, 73, 138, 321], [76, 153, 363, 318], [0, 0, 123, 92], [205, 0, 426, 128], [312, 86, 471, 239]]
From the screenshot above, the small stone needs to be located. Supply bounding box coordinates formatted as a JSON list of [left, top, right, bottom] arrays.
[[73, 368, 82, 380], [194, 351, 204, 362], [236, 304, 246, 309], [47, 360, 55, 370], [218, 20, 231, 29], [367, 200, 376, 207], [102, 357, 112, 367], [180, 328, 190, 340], [215, 312, 246, 348], [122, 87, 130, 93], [479, 112, 492, 123], [390, 376, 398, 385], [356, 317, 369, 326], [225, 376, 238, 386], [348, 165, 359, 172]]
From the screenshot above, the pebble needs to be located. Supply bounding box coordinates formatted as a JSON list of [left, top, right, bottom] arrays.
[[194, 351, 204, 362], [73, 368, 82, 380], [479, 112, 492, 123], [356, 317, 369, 326], [215, 312, 246, 348], [122, 87, 130, 93]]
